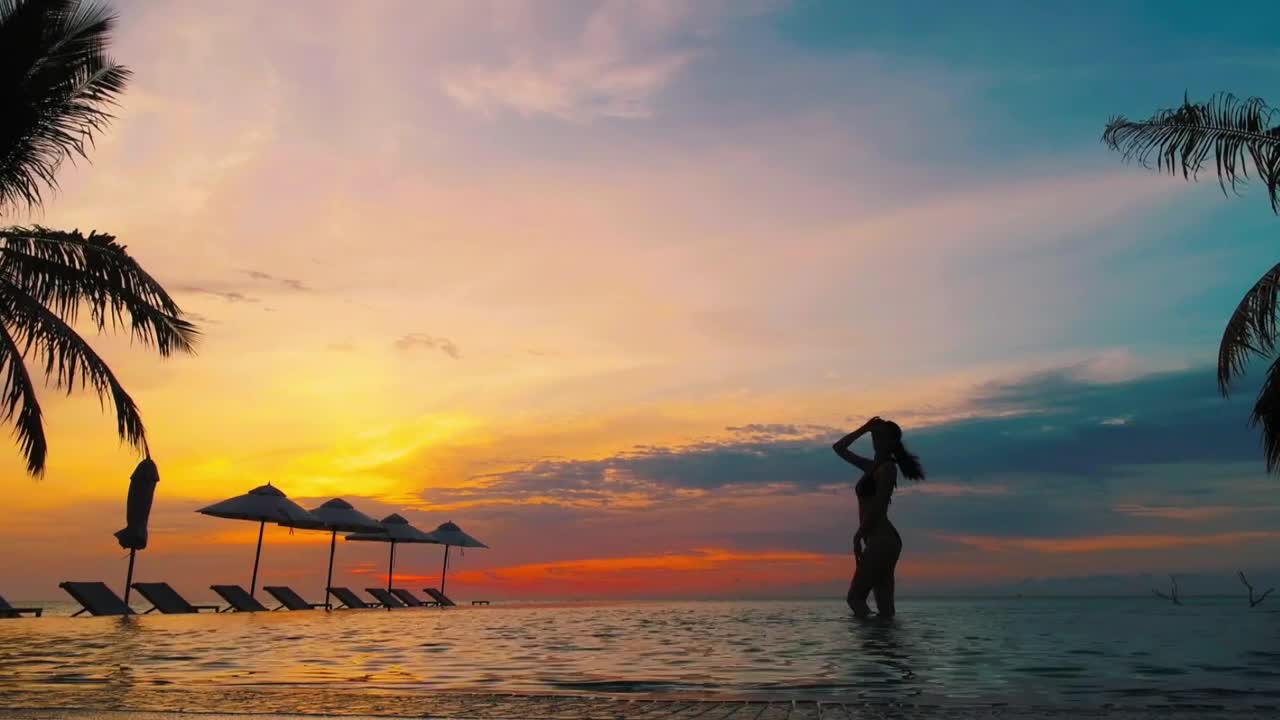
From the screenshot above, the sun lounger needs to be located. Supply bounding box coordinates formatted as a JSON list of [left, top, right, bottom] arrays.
[[328, 586, 377, 609], [59, 581, 135, 616], [263, 585, 325, 611], [210, 584, 268, 612], [365, 588, 406, 608], [471, 600, 491, 605], [390, 588, 438, 607], [422, 587, 456, 607], [0, 594, 42, 618], [131, 583, 220, 614]]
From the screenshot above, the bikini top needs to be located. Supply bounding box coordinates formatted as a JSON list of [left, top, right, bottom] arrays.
[[856, 462, 896, 500]]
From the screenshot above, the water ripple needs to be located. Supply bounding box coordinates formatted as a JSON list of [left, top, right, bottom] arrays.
[[0, 598, 1277, 707]]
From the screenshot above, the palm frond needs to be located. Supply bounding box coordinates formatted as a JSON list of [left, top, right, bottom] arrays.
[[1218, 263, 1280, 395], [1251, 355, 1280, 473], [1103, 93, 1280, 212], [0, 318, 46, 475], [0, 0, 130, 213], [0, 279, 145, 454], [0, 226, 198, 354]]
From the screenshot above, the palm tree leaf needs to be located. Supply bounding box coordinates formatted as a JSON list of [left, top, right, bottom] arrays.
[[0, 279, 146, 454], [0, 226, 198, 355], [0, 0, 130, 212], [1251, 355, 1280, 473], [1103, 93, 1280, 212], [1218, 263, 1280, 395], [0, 318, 47, 475]]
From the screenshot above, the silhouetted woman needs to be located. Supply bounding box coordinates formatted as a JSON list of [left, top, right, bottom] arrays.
[[832, 417, 925, 618]]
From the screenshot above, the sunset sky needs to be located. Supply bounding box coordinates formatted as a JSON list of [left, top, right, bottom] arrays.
[[3, 0, 1280, 601]]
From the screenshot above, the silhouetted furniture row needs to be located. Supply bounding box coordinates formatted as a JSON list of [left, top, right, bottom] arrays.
[[53, 581, 473, 616]]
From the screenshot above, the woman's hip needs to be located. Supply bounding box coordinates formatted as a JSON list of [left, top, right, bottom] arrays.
[[861, 529, 902, 564]]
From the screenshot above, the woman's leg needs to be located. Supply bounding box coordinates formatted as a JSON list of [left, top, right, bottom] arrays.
[[847, 557, 875, 617], [871, 535, 903, 618]]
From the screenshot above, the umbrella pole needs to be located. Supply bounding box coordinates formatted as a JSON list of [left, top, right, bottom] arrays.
[[386, 540, 396, 591], [440, 545, 450, 595], [250, 520, 265, 596], [324, 530, 337, 610], [123, 548, 137, 610]]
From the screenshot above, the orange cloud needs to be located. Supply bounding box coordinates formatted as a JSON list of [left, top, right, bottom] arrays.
[[200, 526, 337, 547], [938, 531, 1280, 554], [350, 548, 849, 597], [348, 547, 1036, 598]]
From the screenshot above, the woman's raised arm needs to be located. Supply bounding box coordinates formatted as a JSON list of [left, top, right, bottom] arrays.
[[832, 418, 880, 472]]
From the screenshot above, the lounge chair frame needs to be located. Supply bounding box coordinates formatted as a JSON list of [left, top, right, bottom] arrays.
[[59, 581, 135, 616], [365, 587, 406, 609], [0, 594, 42, 618], [211, 584, 269, 612], [327, 586, 377, 609], [389, 588, 439, 607], [131, 582, 221, 614], [422, 587, 456, 607], [263, 585, 326, 611]]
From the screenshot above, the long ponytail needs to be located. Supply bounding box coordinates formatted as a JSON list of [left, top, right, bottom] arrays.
[[893, 440, 926, 481]]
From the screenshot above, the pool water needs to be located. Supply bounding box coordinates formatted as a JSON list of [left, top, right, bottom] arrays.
[[0, 598, 1277, 709]]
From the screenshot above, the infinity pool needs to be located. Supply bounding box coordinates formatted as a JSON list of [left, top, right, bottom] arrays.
[[1, 598, 1277, 710]]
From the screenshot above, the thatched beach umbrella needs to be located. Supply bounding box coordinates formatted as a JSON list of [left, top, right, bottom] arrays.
[[423, 521, 488, 595], [296, 499, 382, 609], [196, 484, 316, 596], [114, 456, 159, 607], [346, 514, 437, 592]]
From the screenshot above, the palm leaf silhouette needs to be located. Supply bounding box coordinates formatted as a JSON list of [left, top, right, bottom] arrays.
[[0, 2, 196, 475], [0, 0, 130, 212], [1105, 94, 1280, 472], [1103, 93, 1280, 211]]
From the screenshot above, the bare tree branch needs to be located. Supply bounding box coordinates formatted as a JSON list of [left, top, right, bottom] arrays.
[[1240, 570, 1275, 607], [1153, 574, 1183, 605]]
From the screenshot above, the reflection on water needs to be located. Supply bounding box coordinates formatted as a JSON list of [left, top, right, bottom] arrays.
[[0, 598, 1277, 707]]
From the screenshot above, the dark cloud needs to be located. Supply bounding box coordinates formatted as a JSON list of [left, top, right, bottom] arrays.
[[182, 311, 219, 325], [725, 423, 841, 441], [242, 269, 312, 292], [422, 365, 1279, 545], [458, 366, 1262, 497], [177, 268, 315, 302], [915, 368, 1259, 479], [394, 333, 461, 359], [174, 285, 260, 303]]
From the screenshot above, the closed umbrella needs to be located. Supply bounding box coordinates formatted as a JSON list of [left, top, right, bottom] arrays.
[[196, 484, 316, 596], [423, 521, 489, 595], [296, 499, 382, 609], [346, 514, 437, 592], [115, 456, 159, 607]]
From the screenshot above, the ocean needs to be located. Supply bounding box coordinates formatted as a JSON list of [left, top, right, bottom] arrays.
[[0, 597, 1277, 716]]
